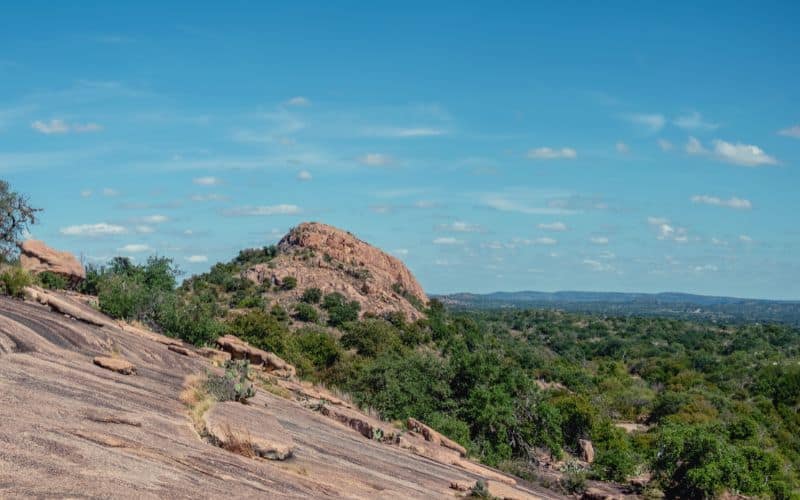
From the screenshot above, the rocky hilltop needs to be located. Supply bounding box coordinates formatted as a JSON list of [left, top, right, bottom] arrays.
[[243, 222, 428, 321]]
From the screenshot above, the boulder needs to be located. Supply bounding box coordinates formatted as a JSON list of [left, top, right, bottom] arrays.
[[407, 417, 467, 456], [18, 240, 85, 284], [93, 356, 136, 375], [579, 438, 595, 463], [318, 404, 396, 442], [582, 487, 623, 500], [215, 335, 295, 377], [203, 402, 293, 460]]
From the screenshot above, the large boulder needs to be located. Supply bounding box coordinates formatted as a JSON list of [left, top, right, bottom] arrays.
[[203, 402, 293, 460], [18, 240, 85, 284], [407, 417, 467, 456], [579, 438, 595, 463], [216, 335, 296, 378]]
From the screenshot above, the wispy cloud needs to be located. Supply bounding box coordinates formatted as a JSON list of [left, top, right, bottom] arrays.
[[140, 215, 169, 223], [691, 194, 752, 209], [526, 147, 577, 160], [118, 244, 151, 253], [538, 222, 568, 232], [615, 142, 629, 154], [439, 221, 481, 233], [222, 204, 302, 216], [31, 119, 103, 134], [185, 255, 208, 263], [358, 153, 393, 166], [658, 139, 674, 151], [673, 111, 719, 131], [297, 170, 312, 181], [584, 259, 614, 272], [686, 136, 707, 154], [193, 176, 221, 186], [625, 113, 665, 132], [285, 96, 311, 107], [362, 126, 447, 138], [590, 236, 609, 245], [60, 223, 126, 237], [482, 193, 578, 215], [433, 237, 464, 245], [778, 125, 800, 138]]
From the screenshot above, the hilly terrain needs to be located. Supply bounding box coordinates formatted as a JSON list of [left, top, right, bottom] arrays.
[[2, 222, 799, 499], [440, 290, 800, 326]]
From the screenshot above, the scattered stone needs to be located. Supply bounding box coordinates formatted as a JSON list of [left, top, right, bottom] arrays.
[[168, 345, 194, 357], [449, 481, 469, 491], [93, 356, 136, 375], [579, 438, 595, 463], [318, 404, 396, 442], [203, 402, 293, 460], [18, 240, 85, 285], [196, 347, 231, 363]]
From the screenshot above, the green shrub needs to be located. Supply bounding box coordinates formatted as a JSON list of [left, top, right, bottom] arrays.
[[205, 360, 255, 402], [0, 266, 31, 298], [228, 310, 291, 357], [155, 292, 223, 346], [341, 319, 402, 357], [301, 287, 322, 304], [37, 271, 68, 290], [322, 292, 361, 327], [295, 327, 342, 370], [280, 276, 297, 290], [293, 302, 319, 323]]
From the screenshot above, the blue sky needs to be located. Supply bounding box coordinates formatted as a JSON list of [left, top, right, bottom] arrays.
[[1, 1, 799, 299]]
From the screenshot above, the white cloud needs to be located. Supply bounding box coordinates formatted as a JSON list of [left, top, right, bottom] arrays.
[[657, 139, 674, 151], [222, 204, 302, 216], [286, 96, 311, 107], [414, 200, 437, 209], [625, 113, 665, 132], [31, 119, 102, 134], [616, 142, 629, 154], [538, 221, 567, 232], [534, 237, 557, 245], [483, 194, 577, 215], [102, 187, 119, 197], [60, 222, 126, 237], [185, 255, 208, 263], [686, 136, 707, 154], [739, 234, 753, 243], [584, 259, 614, 272], [135, 225, 155, 234], [691, 194, 752, 210], [393, 249, 409, 256], [526, 147, 577, 160], [193, 176, 221, 186], [673, 111, 719, 131], [358, 153, 393, 166], [363, 127, 447, 138], [778, 125, 800, 138], [590, 236, 609, 245], [141, 214, 169, 223], [190, 193, 227, 202], [433, 237, 464, 245], [297, 170, 312, 181], [117, 244, 150, 253], [648, 217, 688, 243], [712, 139, 777, 166], [80, 189, 92, 198], [441, 221, 481, 233], [693, 264, 718, 272]]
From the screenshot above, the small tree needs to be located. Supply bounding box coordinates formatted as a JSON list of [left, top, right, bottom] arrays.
[[0, 180, 41, 262]]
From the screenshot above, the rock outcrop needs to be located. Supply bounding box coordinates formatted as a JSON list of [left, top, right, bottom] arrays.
[[93, 356, 136, 375], [216, 335, 296, 378], [244, 222, 428, 320], [18, 240, 85, 284], [204, 402, 294, 460], [0, 289, 564, 499]]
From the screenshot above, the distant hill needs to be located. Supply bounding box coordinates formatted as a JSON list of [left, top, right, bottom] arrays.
[[437, 290, 800, 326]]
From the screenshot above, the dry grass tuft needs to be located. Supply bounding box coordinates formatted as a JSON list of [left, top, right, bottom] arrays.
[[219, 424, 256, 458], [180, 373, 214, 435]]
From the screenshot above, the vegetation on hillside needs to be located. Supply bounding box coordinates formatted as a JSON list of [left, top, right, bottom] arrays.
[[81, 250, 800, 498]]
